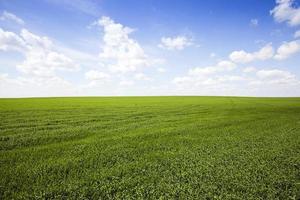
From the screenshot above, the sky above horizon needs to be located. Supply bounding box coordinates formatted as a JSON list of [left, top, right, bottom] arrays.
[[0, 0, 300, 97]]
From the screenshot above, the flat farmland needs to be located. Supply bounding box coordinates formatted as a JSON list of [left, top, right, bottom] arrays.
[[0, 97, 299, 199]]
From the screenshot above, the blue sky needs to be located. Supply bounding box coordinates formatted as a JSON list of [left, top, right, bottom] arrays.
[[0, 0, 300, 97]]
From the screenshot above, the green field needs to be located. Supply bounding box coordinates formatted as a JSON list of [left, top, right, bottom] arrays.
[[0, 97, 299, 199]]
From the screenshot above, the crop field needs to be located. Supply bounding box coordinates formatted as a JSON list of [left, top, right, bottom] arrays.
[[0, 96, 299, 199]]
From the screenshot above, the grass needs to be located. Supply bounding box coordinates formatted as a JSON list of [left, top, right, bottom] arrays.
[[0, 96, 299, 199]]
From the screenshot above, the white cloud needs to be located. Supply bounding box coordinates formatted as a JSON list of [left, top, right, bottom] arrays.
[[243, 66, 256, 73], [173, 60, 239, 90], [173, 73, 245, 88], [274, 40, 300, 60], [0, 75, 76, 97], [0, 11, 24, 25], [188, 66, 217, 76], [256, 69, 299, 84], [18, 29, 78, 77], [94, 16, 152, 73], [173, 66, 300, 96], [188, 60, 236, 77], [84, 70, 111, 87], [20, 29, 52, 49], [0, 28, 78, 78], [0, 28, 27, 52], [217, 60, 236, 71], [270, 0, 300, 26], [17, 50, 77, 77], [294, 30, 300, 38], [0, 28, 82, 97], [85, 70, 110, 81], [230, 51, 253, 63], [229, 43, 274, 63], [159, 36, 192, 50], [257, 69, 294, 79], [230, 41, 299, 62], [215, 75, 246, 82], [172, 76, 192, 85], [119, 80, 134, 86], [250, 19, 259, 27]]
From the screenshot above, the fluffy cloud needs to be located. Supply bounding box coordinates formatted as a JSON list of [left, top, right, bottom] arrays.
[[94, 16, 152, 73], [0, 11, 24, 25], [0, 28, 27, 52], [172, 44, 300, 95], [20, 29, 52, 49], [17, 50, 76, 77], [188, 67, 217, 76], [85, 70, 111, 81], [229, 43, 274, 63], [243, 66, 256, 73], [159, 36, 192, 50], [0, 28, 82, 97], [172, 76, 192, 85], [172, 60, 240, 89], [188, 60, 236, 77], [230, 41, 299, 62], [256, 69, 299, 84], [217, 60, 236, 71], [270, 0, 300, 26], [0, 74, 76, 97], [0, 28, 78, 77], [119, 80, 134, 86], [84, 70, 111, 87], [85, 16, 165, 87], [173, 74, 245, 88], [173, 66, 299, 96], [20, 30, 78, 77], [274, 40, 300, 60], [257, 69, 292, 79]]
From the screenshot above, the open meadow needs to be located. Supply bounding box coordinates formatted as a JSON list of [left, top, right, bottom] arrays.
[[0, 96, 299, 199]]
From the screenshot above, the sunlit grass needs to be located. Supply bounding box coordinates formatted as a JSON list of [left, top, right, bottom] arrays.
[[0, 97, 299, 199]]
